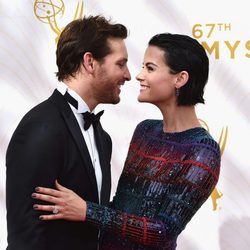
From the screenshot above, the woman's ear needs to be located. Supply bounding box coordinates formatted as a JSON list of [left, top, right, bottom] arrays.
[[175, 71, 189, 88], [82, 52, 94, 73]]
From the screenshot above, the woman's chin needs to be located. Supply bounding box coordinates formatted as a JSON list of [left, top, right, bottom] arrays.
[[137, 96, 145, 103], [137, 94, 147, 103]]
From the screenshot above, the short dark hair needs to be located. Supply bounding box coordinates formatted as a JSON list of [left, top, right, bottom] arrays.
[[149, 33, 209, 105], [56, 15, 128, 81]]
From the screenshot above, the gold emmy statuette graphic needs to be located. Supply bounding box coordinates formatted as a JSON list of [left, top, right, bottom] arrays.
[[199, 119, 228, 210], [34, 0, 84, 43]]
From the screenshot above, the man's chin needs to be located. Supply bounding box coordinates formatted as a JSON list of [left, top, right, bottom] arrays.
[[112, 98, 120, 104]]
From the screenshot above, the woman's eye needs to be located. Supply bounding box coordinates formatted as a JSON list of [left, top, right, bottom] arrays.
[[147, 66, 154, 72]]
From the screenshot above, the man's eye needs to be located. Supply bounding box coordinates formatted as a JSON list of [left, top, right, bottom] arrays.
[[117, 63, 125, 68]]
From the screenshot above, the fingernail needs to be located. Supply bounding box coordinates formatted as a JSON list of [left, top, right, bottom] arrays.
[[31, 193, 36, 198], [33, 204, 38, 209], [39, 216, 44, 220], [35, 187, 40, 192]]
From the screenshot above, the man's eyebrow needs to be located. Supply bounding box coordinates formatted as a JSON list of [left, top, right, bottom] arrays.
[[117, 58, 128, 62]]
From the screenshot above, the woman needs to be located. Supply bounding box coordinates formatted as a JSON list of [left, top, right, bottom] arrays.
[[32, 33, 221, 249]]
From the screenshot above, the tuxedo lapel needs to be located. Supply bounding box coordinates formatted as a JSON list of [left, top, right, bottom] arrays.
[[94, 122, 111, 204], [48, 90, 98, 200]]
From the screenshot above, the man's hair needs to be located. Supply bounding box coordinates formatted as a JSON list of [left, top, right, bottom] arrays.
[[56, 15, 128, 81], [149, 33, 209, 106]]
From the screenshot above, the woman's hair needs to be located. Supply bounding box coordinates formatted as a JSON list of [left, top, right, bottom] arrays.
[[149, 33, 209, 105], [56, 15, 128, 81]]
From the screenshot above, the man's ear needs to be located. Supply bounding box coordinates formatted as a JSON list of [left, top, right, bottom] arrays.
[[175, 71, 189, 88], [82, 52, 94, 73]]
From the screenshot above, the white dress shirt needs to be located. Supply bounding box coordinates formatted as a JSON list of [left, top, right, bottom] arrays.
[[57, 82, 102, 203]]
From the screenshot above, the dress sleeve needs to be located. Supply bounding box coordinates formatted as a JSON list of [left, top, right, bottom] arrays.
[[86, 201, 171, 247]]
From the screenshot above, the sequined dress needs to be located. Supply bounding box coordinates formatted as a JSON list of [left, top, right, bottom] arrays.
[[86, 119, 221, 250]]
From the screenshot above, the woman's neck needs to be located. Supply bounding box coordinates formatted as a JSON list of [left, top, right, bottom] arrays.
[[159, 104, 201, 133]]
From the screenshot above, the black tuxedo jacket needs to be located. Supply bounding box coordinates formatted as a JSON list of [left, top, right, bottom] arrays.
[[6, 89, 112, 250]]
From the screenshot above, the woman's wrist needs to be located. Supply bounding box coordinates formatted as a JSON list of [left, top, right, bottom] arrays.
[[82, 200, 87, 221]]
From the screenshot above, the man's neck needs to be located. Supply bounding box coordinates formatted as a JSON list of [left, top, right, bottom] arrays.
[[63, 78, 97, 112]]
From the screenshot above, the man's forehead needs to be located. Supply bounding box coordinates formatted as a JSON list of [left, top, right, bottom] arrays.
[[107, 39, 128, 57], [107, 37, 126, 48]]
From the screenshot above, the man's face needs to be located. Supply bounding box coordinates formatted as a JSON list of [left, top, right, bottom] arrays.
[[93, 37, 131, 104]]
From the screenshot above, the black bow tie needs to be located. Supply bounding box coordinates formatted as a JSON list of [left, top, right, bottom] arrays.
[[82, 110, 104, 130], [64, 91, 104, 130]]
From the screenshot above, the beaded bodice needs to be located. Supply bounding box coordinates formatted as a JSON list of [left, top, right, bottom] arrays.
[[86, 119, 221, 250]]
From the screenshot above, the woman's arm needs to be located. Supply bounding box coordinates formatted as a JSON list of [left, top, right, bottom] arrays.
[[32, 181, 171, 247], [86, 201, 170, 246]]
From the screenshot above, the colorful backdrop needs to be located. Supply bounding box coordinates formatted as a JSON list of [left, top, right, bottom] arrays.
[[1, 0, 250, 249]]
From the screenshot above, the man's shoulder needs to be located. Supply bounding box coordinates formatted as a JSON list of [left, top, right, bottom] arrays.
[[22, 90, 63, 121], [11, 91, 66, 137]]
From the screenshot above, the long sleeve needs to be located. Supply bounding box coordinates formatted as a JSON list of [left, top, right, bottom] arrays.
[[86, 201, 171, 247]]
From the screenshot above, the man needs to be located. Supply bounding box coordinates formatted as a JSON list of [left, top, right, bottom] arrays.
[[6, 15, 131, 250]]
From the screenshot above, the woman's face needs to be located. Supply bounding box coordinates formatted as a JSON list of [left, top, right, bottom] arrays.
[[136, 45, 178, 106]]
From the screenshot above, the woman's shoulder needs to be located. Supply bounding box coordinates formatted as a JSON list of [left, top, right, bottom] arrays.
[[168, 127, 221, 164], [189, 128, 221, 171], [195, 128, 220, 153]]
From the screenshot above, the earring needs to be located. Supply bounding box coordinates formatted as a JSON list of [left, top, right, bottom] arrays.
[[175, 88, 180, 97]]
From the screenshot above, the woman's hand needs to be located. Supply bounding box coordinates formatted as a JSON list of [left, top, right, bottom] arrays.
[[32, 180, 86, 221]]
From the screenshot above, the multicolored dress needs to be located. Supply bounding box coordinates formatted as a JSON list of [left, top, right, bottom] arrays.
[[86, 119, 221, 249]]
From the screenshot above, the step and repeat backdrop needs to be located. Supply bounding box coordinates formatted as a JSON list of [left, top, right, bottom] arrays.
[[1, 0, 250, 249]]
